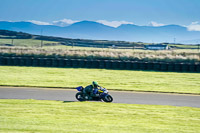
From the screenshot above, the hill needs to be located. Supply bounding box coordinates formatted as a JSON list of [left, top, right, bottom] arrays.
[[1, 21, 200, 44], [0, 29, 142, 48]]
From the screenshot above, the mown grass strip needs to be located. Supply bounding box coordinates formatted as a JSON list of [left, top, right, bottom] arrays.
[[0, 66, 200, 94], [0, 99, 200, 133]]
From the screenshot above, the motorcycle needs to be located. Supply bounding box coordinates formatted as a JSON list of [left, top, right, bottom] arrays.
[[75, 86, 113, 102]]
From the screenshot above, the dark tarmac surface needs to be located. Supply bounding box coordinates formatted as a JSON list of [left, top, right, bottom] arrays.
[[0, 87, 200, 108]]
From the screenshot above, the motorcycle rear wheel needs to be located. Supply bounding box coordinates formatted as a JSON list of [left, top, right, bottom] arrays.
[[75, 92, 86, 101], [103, 95, 113, 102]]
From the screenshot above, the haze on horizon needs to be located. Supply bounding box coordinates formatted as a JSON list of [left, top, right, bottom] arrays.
[[0, 0, 200, 30], [1, 0, 200, 43]]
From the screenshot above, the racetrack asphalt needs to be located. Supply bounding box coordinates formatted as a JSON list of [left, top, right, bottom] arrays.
[[0, 87, 200, 108]]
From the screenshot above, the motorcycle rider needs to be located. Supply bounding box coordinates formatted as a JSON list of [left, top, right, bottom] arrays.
[[83, 81, 100, 100]]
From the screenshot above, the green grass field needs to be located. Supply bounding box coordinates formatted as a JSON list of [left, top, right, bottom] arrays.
[[0, 99, 200, 133], [0, 38, 59, 47], [169, 44, 200, 49], [0, 66, 200, 94]]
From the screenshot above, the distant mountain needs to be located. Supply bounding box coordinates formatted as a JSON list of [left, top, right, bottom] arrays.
[[62, 21, 115, 39], [0, 20, 200, 44]]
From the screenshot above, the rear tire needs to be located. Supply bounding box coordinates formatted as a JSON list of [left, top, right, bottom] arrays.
[[75, 92, 85, 101], [103, 95, 113, 102]]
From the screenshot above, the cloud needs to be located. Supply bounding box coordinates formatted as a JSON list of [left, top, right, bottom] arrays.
[[27, 19, 79, 27], [149, 21, 165, 27], [187, 21, 200, 31], [96, 20, 134, 28], [27, 19, 135, 28], [28, 20, 52, 25], [52, 19, 79, 27]]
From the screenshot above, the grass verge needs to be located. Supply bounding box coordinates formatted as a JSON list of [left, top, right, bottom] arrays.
[[0, 99, 200, 133], [0, 66, 200, 94]]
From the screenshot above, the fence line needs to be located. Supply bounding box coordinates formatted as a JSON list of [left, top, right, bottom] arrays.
[[0, 56, 199, 72]]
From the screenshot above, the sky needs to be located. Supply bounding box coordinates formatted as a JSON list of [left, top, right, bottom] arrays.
[[0, 0, 200, 30]]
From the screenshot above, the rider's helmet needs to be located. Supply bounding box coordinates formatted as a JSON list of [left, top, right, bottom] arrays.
[[92, 81, 99, 88]]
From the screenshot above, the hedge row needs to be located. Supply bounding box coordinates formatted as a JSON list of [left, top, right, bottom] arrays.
[[0, 56, 200, 72]]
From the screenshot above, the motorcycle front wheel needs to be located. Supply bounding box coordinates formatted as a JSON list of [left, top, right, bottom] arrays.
[[103, 95, 113, 103], [75, 92, 86, 101]]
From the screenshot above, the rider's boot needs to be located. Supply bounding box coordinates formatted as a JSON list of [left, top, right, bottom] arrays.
[[88, 96, 93, 100]]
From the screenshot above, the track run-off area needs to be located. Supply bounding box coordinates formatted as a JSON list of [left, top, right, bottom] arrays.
[[0, 87, 200, 108]]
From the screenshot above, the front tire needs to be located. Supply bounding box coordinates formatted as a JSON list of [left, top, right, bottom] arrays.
[[75, 92, 85, 101], [103, 95, 113, 102]]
